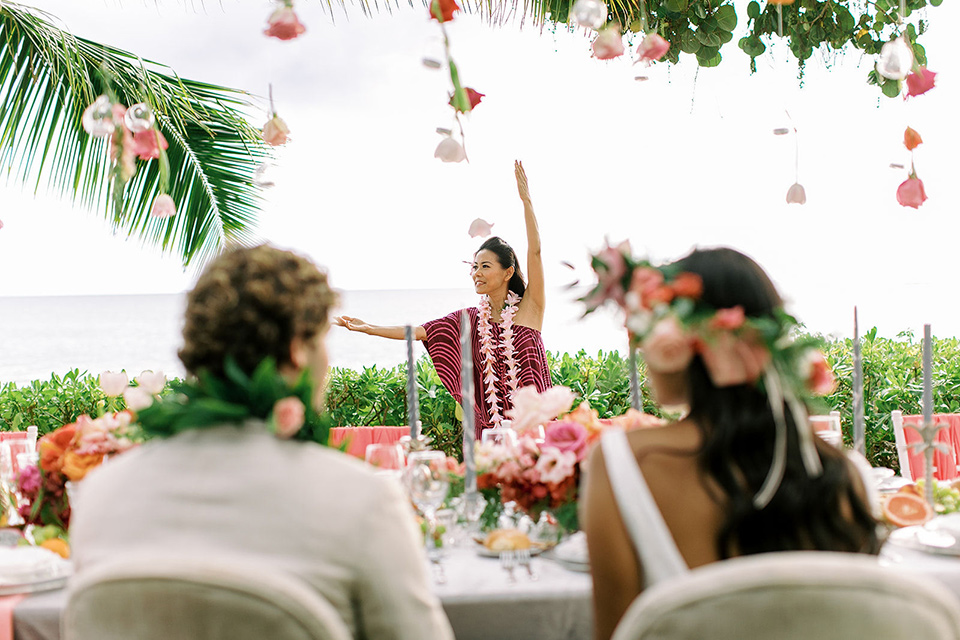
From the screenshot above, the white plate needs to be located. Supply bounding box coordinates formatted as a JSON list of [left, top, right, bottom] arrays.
[[886, 526, 960, 557], [0, 560, 72, 596], [544, 550, 590, 572], [475, 545, 545, 558]]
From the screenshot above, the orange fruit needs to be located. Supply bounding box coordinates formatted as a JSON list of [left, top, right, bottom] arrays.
[[898, 484, 922, 497], [882, 492, 933, 528], [40, 538, 71, 559]]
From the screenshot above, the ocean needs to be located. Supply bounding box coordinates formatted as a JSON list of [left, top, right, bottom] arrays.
[[0, 289, 627, 386]]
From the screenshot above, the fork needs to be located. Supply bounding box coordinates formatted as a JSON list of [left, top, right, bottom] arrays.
[[499, 551, 518, 584], [516, 549, 538, 581]]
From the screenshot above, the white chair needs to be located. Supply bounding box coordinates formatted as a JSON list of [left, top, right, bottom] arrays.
[[63, 557, 353, 640], [892, 410, 914, 480], [611, 551, 960, 640]]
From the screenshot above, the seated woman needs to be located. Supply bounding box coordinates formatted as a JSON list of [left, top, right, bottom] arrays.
[[69, 245, 453, 640], [581, 247, 879, 640]]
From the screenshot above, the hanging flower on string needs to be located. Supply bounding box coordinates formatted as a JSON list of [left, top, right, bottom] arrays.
[[636, 33, 670, 66], [592, 24, 625, 60], [262, 85, 290, 147], [427, 0, 478, 163], [905, 67, 937, 98], [264, 1, 306, 41], [774, 114, 805, 206], [897, 126, 927, 209]]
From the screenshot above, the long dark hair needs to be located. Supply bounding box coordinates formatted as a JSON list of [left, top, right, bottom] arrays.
[[675, 248, 879, 558], [476, 236, 525, 297]]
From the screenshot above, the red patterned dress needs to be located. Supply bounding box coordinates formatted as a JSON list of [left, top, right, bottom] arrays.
[[423, 307, 552, 439]]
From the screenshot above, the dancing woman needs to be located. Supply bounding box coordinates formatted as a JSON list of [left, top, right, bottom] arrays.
[[336, 161, 551, 437]]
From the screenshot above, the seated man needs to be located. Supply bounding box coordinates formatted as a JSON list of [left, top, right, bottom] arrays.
[[69, 245, 453, 640]]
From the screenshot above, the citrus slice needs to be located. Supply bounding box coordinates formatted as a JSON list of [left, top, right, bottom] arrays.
[[39, 538, 71, 559], [897, 484, 922, 497], [882, 492, 934, 528]]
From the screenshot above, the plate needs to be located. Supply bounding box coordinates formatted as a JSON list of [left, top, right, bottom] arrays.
[[475, 544, 547, 558], [544, 552, 590, 573], [0, 560, 72, 596], [886, 525, 960, 557]]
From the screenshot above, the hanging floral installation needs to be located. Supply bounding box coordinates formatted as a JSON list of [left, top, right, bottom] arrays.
[[261, 85, 291, 147], [771, 116, 805, 205], [425, 0, 483, 163], [264, 0, 306, 41]]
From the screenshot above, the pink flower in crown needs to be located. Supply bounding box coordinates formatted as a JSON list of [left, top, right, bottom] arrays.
[[592, 25, 625, 60], [264, 5, 306, 41], [535, 447, 577, 485], [636, 33, 670, 65], [905, 67, 936, 98], [543, 420, 589, 462], [588, 241, 630, 307], [709, 306, 746, 331], [273, 397, 305, 438], [641, 316, 695, 374], [630, 267, 664, 308], [697, 332, 770, 387], [670, 272, 703, 300], [802, 351, 837, 396]]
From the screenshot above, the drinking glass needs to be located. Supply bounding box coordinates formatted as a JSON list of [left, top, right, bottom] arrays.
[[364, 443, 405, 479], [482, 427, 518, 448], [405, 451, 449, 558], [0, 444, 23, 526]]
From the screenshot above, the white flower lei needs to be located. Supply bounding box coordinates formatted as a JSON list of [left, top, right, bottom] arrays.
[[477, 291, 521, 427]]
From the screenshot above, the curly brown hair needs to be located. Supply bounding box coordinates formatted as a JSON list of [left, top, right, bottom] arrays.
[[178, 245, 337, 379]]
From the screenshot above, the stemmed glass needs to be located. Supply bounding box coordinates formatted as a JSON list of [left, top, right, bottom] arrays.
[[481, 427, 518, 448], [365, 443, 405, 480], [405, 451, 449, 560]]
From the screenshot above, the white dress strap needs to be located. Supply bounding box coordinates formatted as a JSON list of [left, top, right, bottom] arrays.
[[600, 428, 689, 587]]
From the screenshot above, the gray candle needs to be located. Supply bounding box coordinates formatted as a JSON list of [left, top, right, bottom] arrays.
[[460, 310, 477, 493], [406, 325, 420, 440], [923, 324, 933, 426], [629, 345, 641, 411], [852, 307, 865, 454]]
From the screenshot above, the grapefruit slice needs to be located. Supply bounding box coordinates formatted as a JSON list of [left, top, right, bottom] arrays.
[[883, 492, 934, 527]]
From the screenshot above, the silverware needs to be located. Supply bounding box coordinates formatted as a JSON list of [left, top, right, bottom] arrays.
[[430, 554, 447, 585], [517, 549, 537, 581], [499, 551, 518, 584]]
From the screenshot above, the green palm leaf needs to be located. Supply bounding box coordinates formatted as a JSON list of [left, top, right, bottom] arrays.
[[0, 2, 269, 267]]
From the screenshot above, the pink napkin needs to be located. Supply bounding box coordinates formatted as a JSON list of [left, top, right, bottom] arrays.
[[0, 594, 27, 640]]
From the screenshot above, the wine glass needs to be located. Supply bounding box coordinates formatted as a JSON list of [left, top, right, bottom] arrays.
[[405, 451, 449, 558], [481, 427, 518, 448], [364, 443, 405, 479]]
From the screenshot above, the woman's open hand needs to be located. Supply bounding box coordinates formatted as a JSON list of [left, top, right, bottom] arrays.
[[334, 316, 371, 334], [514, 160, 532, 206]]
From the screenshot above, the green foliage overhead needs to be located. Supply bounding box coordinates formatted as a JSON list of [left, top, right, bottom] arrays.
[[0, 2, 269, 266]]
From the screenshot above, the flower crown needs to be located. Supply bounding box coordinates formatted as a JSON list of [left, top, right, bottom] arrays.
[[582, 241, 836, 400]]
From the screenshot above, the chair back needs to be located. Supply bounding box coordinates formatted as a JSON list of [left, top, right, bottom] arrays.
[[64, 557, 352, 640], [891, 410, 960, 481], [612, 551, 960, 640]]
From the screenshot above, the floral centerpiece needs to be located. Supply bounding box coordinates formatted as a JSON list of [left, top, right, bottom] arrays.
[[16, 411, 138, 529]]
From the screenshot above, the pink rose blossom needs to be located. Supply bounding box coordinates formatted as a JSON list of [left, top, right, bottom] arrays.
[[641, 316, 694, 374], [709, 306, 746, 330], [506, 385, 576, 434], [543, 421, 589, 461], [135, 370, 166, 395], [698, 333, 770, 387], [592, 25, 625, 60], [434, 137, 466, 163], [535, 447, 577, 485], [151, 194, 177, 218], [18, 464, 41, 495], [897, 177, 927, 209], [273, 397, 306, 438], [99, 371, 129, 397], [123, 386, 154, 412], [905, 67, 937, 98], [262, 115, 290, 146], [468, 218, 494, 238], [131, 129, 168, 161], [630, 267, 664, 308], [803, 351, 837, 395], [786, 182, 806, 205], [636, 33, 669, 65], [264, 6, 306, 41]]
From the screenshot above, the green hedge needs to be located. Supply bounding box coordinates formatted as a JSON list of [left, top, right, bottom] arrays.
[[3, 331, 958, 471]]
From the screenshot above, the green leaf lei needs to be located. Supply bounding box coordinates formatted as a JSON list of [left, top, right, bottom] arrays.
[[136, 358, 334, 445]]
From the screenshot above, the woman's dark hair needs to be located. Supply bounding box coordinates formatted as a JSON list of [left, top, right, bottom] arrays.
[[179, 245, 337, 379], [476, 236, 525, 297], [676, 247, 879, 558]]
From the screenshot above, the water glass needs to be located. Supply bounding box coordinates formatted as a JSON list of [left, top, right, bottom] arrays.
[[364, 443, 405, 479], [482, 427, 518, 448], [405, 451, 450, 557]]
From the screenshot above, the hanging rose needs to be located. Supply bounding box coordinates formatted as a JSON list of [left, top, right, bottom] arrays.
[[429, 0, 460, 22], [449, 88, 484, 113], [905, 67, 937, 98], [434, 137, 466, 163], [131, 129, 169, 161], [151, 194, 177, 218], [262, 115, 290, 146], [903, 127, 923, 151], [785, 182, 806, 205], [896, 176, 927, 209], [0, 219, 4, 231], [592, 25, 625, 60], [636, 33, 670, 65], [264, 4, 306, 41], [468, 218, 494, 238]]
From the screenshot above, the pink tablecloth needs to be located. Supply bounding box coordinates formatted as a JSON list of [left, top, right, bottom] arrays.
[[329, 427, 410, 459], [901, 414, 960, 481]]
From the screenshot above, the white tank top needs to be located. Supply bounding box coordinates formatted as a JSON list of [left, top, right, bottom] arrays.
[[600, 428, 689, 587]]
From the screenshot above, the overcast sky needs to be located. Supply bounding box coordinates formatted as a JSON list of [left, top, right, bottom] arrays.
[[1, 0, 958, 339]]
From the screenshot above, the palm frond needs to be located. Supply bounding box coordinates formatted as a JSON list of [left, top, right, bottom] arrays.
[[0, 2, 269, 267]]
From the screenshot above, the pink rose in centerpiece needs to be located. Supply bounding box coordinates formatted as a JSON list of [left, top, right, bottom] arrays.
[[273, 397, 305, 438], [905, 67, 937, 98], [592, 25, 625, 60], [641, 316, 694, 374], [123, 386, 154, 412], [543, 421, 589, 462], [18, 464, 41, 495], [262, 115, 290, 146], [135, 370, 167, 395], [897, 176, 927, 209], [534, 448, 577, 485], [151, 194, 177, 219], [636, 33, 669, 65], [99, 371, 129, 397], [264, 5, 306, 41], [507, 385, 576, 434]]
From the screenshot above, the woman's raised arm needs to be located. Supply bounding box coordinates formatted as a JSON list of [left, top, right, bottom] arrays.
[[515, 160, 545, 319]]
